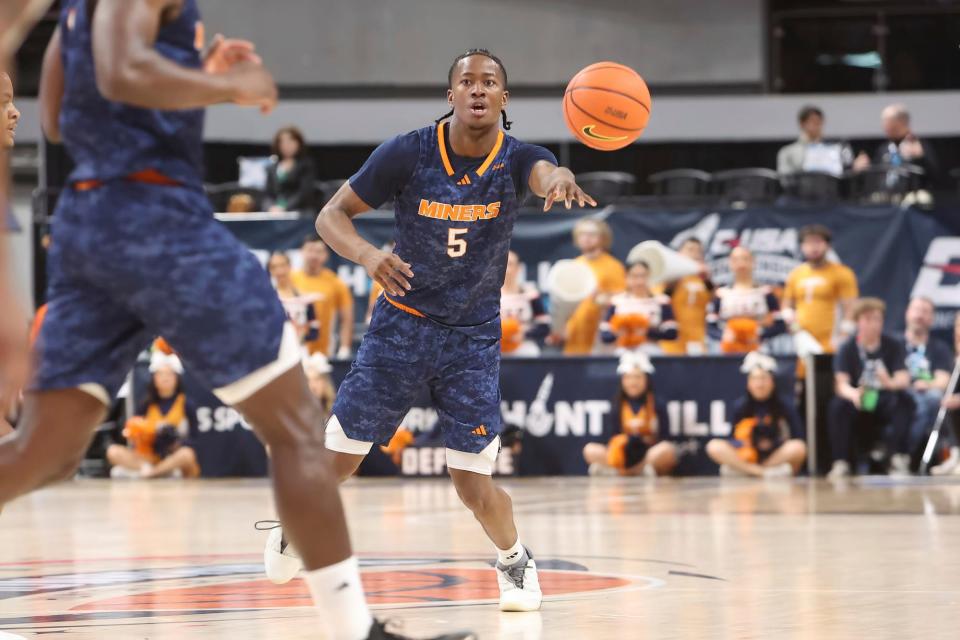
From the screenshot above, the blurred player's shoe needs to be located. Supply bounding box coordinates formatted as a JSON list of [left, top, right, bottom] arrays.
[[931, 447, 960, 476], [588, 463, 618, 477], [889, 453, 911, 477], [367, 619, 476, 639], [496, 547, 542, 612], [256, 520, 302, 584], [827, 460, 850, 480], [719, 464, 750, 478], [762, 463, 793, 479]]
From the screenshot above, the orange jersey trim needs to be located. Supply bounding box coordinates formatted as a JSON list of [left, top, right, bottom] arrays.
[[475, 130, 504, 177], [437, 122, 456, 176], [73, 168, 181, 192], [384, 295, 426, 318], [436, 122, 505, 178]]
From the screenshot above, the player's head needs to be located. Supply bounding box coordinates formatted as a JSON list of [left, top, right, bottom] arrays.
[[301, 235, 329, 273], [797, 105, 824, 141], [0, 71, 20, 150], [881, 103, 910, 140], [729, 246, 754, 280], [505, 250, 521, 284], [268, 251, 293, 284], [626, 260, 650, 294], [798, 224, 831, 264], [905, 296, 935, 332], [853, 297, 886, 341], [679, 237, 704, 263], [272, 126, 306, 161], [437, 49, 511, 131], [573, 219, 612, 255]]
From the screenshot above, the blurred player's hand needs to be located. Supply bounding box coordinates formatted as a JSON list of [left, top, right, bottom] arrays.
[[361, 249, 413, 298], [204, 34, 261, 75], [228, 60, 278, 114], [543, 172, 597, 212], [0, 290, 29, 414]]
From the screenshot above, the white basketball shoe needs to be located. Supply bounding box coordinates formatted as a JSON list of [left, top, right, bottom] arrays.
[[256, 521, 303, 584], [496, 547, 542, 612]]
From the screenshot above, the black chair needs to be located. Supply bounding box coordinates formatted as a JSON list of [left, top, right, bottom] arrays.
[[574, 171, 635, 201], [846, 163, 925, 204], [780, 171, 842, 202], [648, 169, 712, 197], [712, 168, 781, 207], [314, 179, 348, 207]]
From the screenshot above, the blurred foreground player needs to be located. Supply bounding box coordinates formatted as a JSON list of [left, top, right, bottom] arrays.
[[262, 49, 596, 612], [9, 1, 472, 639]]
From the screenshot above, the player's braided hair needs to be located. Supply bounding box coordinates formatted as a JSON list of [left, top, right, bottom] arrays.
[[435, 48, 512, 131]]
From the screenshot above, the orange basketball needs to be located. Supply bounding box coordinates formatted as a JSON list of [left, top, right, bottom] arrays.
[[563, 62, 651, 151]]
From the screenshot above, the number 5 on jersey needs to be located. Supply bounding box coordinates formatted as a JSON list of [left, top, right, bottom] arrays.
[[447, 228, 468, 258]]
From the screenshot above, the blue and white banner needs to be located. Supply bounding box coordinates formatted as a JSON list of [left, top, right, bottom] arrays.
[[135, 355, 795, 477]]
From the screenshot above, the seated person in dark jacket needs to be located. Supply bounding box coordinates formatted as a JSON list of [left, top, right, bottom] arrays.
[[853, 104, 940, 188], [265, 126, 315, 214]]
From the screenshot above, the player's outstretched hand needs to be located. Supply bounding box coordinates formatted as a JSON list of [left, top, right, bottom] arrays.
[[228, 60, 278, 114], [204, 34, 262, 75], [543, 174, 597, 212], [361, 249, 414, 298]]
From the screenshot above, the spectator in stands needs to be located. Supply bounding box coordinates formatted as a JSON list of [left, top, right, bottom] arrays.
[[827, 298, 915, 479], [303, 352, 336, 421], [501, 250, 549, 357], [853, 104, 940, 187], [600, 260, 677, 354], [562, 219, 626, 354], [661, 238, 713, 355], [782, 224, 858, 354], [706, 352, 806, 477], [582, 351, 677, 477], [292, 236, 354, 358], [265, 126, 316, 215], [106, 352, 199, 479], [931, 313, 960, 475], [0, 71, 19, 154], [902, 296, 954, 459], [268, 251, 319, 350], [777, 105, 852, 176], [365, 241, 394, 325], [708, 247, 785, 353]]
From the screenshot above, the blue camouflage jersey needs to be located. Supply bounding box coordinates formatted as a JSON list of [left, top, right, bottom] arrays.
[[350, 122, 556, 327], [59, 0, 205, 187]]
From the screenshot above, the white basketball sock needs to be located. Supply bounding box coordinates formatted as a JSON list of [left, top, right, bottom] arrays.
[[303, 556, 373, 640], [497, 538, 525, 567]]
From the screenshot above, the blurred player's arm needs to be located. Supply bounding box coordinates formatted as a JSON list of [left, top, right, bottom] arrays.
[[528, 161, 597, 211], [39, 27, 63, 143], [316, 183, 413, 298], [92, 0, 275, 112]]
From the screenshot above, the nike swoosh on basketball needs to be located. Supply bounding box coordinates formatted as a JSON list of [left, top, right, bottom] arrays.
[[581, 125, 628, 142]]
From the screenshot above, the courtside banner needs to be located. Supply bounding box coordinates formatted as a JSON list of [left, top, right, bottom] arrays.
[[134, 356, 795, 477], [222, 205, 960, 342]]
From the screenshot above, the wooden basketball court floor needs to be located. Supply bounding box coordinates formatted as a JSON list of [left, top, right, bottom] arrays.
[[2, 476, 960, 639]]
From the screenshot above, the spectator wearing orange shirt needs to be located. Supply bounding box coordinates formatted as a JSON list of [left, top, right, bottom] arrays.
[[292, 236, 354, 358], [661, 237, 714, 355], [562, 219, 626, 355]]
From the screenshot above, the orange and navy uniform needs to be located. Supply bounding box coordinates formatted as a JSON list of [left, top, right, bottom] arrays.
[[564, 252, 627, 355], [600, 292, 677, 348], [707, 285, 785, 353], [728, 397, 801, 464], [660, 275, 714, 354], [782, 261, 858, 353], [291, 268, 353, 356], [123, 393, 192, 464], [602, 392, 668, 471]]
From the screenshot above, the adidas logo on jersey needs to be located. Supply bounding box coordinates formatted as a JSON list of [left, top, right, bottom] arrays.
[[472, 425, 489, 436], [456, 175, 473, 186]]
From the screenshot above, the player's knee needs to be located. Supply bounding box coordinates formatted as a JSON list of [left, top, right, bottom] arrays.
[[454, 479, 497, 515]]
